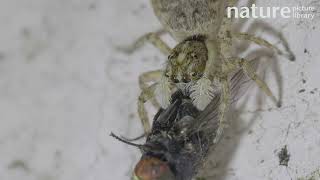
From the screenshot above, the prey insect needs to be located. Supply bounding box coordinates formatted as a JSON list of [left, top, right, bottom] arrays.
[[111, 66, 252, 180], [119, 0, 295, 142]]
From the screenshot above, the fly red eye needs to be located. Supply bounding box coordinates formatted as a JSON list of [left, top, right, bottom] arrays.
[[134, 157, 171, 180]]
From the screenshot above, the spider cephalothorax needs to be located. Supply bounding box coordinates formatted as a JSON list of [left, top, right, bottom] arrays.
[[155, 35, 217, 109], [165, 36, 208, 84]]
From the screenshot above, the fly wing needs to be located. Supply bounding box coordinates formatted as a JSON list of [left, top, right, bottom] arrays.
[[188, 59, 259, 136]]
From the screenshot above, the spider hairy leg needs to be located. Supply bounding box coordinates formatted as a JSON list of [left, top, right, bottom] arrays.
[[214, 78, 230, 143], [233, 32, 293, 60], [217, 0, 239, 58], [117, 30, 171, 55], [138, 83, 158, 134], [189, 39, 218, 110], [240, 21, 296, 61], [139, 70, 163, 108]]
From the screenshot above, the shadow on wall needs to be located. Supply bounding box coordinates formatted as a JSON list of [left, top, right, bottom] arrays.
[[198, 0, 290, 177], [198, 47, 283, 180]]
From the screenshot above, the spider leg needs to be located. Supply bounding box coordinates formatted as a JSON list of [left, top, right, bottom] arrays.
[[236, 21, 295, 61], [139, 70, 162, 108], [117, 30, 171, 55], [191, 39, 219, 110], [138, 83, 158, 134], [214, 77, 230, 143], [234, 32, 282, 53], [217, 0, 239, 58]]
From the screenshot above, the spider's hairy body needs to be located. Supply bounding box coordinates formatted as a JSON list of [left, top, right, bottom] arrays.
[[120, 0, 294, 141], [150, 0, 226, 41]]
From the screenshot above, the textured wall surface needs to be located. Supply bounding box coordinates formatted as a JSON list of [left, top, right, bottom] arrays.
[[0, 0, 319, 180]]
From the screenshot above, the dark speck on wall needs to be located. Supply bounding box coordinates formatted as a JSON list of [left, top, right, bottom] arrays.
[[278, 145, 290, 167], [8, 160, 30, 172], [299, 89, 306, 93], [88, 3, 97, 10], [0, 53, 5, 61]]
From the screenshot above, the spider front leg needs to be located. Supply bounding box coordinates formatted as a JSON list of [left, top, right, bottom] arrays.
[[217, 0, 239, 58], [214, 77, 230, 143], [138, 83, 158, 134], [139, 70, 163, 108], [190, 39, 219, 110], [117, 30, 171, 55]]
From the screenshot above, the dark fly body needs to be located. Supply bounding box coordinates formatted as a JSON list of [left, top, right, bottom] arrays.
[[111, 65, 253, 180]]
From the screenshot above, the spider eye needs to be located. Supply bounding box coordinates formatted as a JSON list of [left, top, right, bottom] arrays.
[[191, 53, 198, 59], [168, 54, 175, 59], [172, 77, 179, 83], [182, 76, 190, 83], [190, 72, 197, 77]]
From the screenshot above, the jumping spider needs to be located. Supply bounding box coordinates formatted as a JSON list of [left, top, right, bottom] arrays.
[[120, 0, 295, 142]]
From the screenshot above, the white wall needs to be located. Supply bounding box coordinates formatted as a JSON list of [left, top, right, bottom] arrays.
[[0, 0, 319, 180]]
